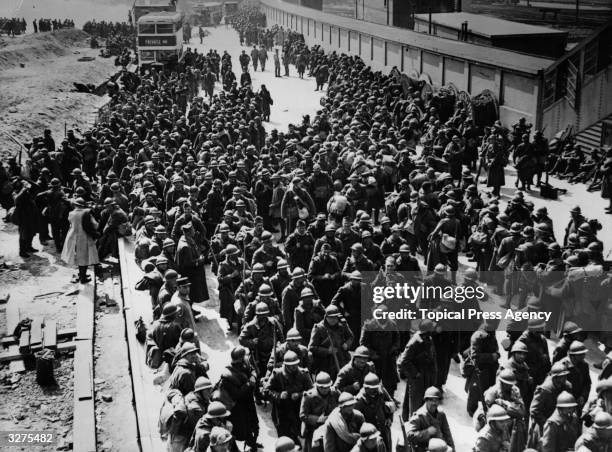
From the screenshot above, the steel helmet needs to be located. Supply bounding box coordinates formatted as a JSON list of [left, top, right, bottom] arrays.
[[258, 284, 273, 297], [275, 437, 298, 452], [255, 302, 270, 316], [363, 373, 380, 388], [568, 341, 587, 355], [300, 287, 314, 299], [354, 346, 370, 359], [510, 342, 528, 355], [225, 244, 240, 255], [194, 377, 213, 392], [499, 369, 517, 385], [556, 391, 578, 408], [550, 361, 570, 377], [487, 404, 510, 422], [292, 267, 306, 279], [359, 423, 379, 440], [338, 392, 356, 407], [424, 386, 442, 400], [286, 328, 302, 342], [252, 263, 265, 273], [593, 412, 612, 429], [230, 345, 247, 362], [209, 427, 232, 446], [315, 372, 333, 388], [325, 305, 341, 317], [283, 350, 300, 366]]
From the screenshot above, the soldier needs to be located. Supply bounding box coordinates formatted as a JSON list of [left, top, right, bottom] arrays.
[[359, 305, 401, 396], [481, 369, 527, 451], [267, 328, 312, 372], [271, 259, 291, 302], [146, 303, 182, 369], [239, 302, 284, 381], [242, 283, 282, 326], [499, 341, 535, 409], [234, 263, 268, 321], [157, 269, 178, 315], [300, 371, 340, 452], [473, 404, 513, 452], [397, 320, 437, 420], [404, 387, 454, 452], [217, 244, 248, 329], [264, 350, 313, 442], [309, 305, 354, 380], [335, 346, 376, 395], [559, 341, 591, 410], [282, 267, 309, 331], [285, 220, 315, 271], [308, 213, 328, 240], [175, 223, 209, 303], [342, 243, 375, 280], [182, 376, 214, 439], [552, 321, 585, 363], [35, 178, 70, 252], [308, 242, 342, 305], [332, 271, 365, 345], [574, 412, 612, 452], [210, 224, 238, 273], [314, 224, 344, 259], [322, 392, 365, 452], [170, 277, 198, 332], [216, 346, 260, 452], [541, 391, 581, 452], [168, 342, 209, 396], [527, 362, 571, 448], [350, 423, 386, 452], [294, 288, 325, 346], [190, 401, 233, 452], [582, 379, 612, 427], [465, 319, 500, 417], [252, 231, 286, 276], [354, 373, 395, 451], [518, 318, 552, 388]]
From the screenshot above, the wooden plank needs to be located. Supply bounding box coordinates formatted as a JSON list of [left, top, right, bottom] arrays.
[[56, 341, 77, 353], [73, 398, 96, 452], [1, 327, 77, 347], [18, 330, 30, 355], [0, 341, 76, 362], [9, 359, 25, 374], [30, 318, 43, 348], [43, 320, 58, 349], [75, 283, 95, 341], [74, 340, 93, 401]]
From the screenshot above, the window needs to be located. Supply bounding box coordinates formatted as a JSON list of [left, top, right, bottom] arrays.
[[140, 50, 155, 61], [156, 23, 174, 34], [139, 23, 155, 34]]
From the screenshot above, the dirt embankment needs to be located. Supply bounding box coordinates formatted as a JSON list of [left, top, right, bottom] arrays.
[[0, 29, 117, 161]]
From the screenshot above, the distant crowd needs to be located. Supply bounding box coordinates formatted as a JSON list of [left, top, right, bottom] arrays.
[[83, 20, 134, 39], [32, 18, 75, 33], [0, 17, 27, 36]]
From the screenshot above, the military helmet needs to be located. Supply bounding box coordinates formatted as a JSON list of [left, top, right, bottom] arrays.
[[593, 412, 612, 430], [354, 346, 370, 359], [568, 341, 587, 355], [315, 372, 333, 388], [363, 373, 380, 388], [194, 377, 213, 392], [258, 284, 273, 297], [252, 263, 265, 273], [230, 345, 247, 362], [209, 426, 232, 446], [283, 350, 300, 365], [424, 386, 442, 400], [300, 287, 314, 299], [359, 423, 379, 440], [510, 342, 528, 354], [556, 391, 577, 408], [549, 361, 570, 377], [487, 404, 510, 422], [338, 392, 356, 407], [255, 302, 270, 315], [286, 328, 302, 342], [499, 369, 517, 385], [275, 437, 298, 452]]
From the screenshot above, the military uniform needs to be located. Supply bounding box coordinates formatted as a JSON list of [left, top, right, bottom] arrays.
[[354, 388, 394, 451], [285, 231, 315, 271], [264, 366, 313, 442], [300, 386, 340, 452], [309, 319, 354, 379], [541, 410, 581, 452], [252, 244, 286, 276], [466, 328, 499, 416], [239, 316, 284, 377], [308, 252, 342, 305], [294, 301, 326, 347], [405, 404, 454, 452], [331, 282, 364, 345], [359, 319, 401, 395], [397, 331, 437, 419], [217, 256, 248, 324], [334, 360, 377, 395]]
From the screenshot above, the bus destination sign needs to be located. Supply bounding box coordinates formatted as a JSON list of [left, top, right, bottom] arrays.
[[138, 36, 177, 47]]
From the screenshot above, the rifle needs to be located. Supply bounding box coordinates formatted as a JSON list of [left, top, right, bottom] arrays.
[[398, 413, 414, 452], [325, 327, 340, 374], [272, 320, 278, 369]]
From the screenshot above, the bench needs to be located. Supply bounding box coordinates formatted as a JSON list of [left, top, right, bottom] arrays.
[[540, 7, 560, 22]]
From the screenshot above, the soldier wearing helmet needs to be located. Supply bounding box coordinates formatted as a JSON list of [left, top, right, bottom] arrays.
[[263, 350, 313, 442], [217, 243, 249, 329], [398, 320, 438, 419], [242, 283, 282, 326], [285, 219, 316, 271], [308, 304, 354, 379], [267, 328, 312, 372], [281, 267, 316, 332], [574, 412, 612, 451], [540, 391, 580, 452], [238, 301, 284, 383], [342, 242, 375, 281], [234, 263, 270, 324], [527, 361, 572, 446], [210, 222, 238, 274], [354, 373, 395, 451], [558, 341, 591, 410], [334, 346, 376, 395], [191, 402, 234, 452], [322, 392, 365, 452], [308, 241, 342, 305], [473, 404, 513, 452], [552, 321, 585, 364], [405, 386, 454, 452], [300, 372, 341, 452], [294, 287, 325, 347], [251, 230, 286, 277]]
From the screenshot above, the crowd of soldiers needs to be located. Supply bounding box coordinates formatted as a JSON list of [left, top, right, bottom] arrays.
[[4, 7, 612, 452], [0, 17, 27, 36], [32, 18, 75, 33], [228, 4, 268, 47], [83, 20, 134, 39]]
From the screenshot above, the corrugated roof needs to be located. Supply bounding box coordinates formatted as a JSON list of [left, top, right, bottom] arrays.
[[414, 12, 567, 38], [261, 0, 555, 74]]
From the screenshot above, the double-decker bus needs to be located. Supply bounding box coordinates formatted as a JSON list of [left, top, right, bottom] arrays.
[[136, 11, 185, 68]]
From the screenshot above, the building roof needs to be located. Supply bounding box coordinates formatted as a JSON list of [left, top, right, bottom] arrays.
[[133, 0, 174, 6], [138, 11, 184, 23], [261, 0, 555, 75], [414, 12, 567, 38]]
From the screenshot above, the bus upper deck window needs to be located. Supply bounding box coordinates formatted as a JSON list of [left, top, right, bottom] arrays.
[[156, 23, 174, 34], [139, 23, 155, 34]]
